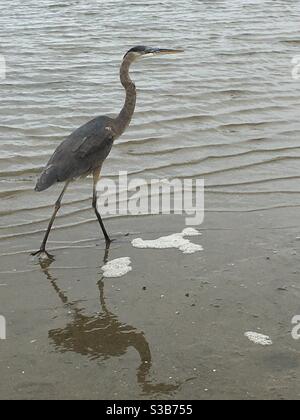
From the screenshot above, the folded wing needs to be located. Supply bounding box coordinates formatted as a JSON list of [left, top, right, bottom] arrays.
[[35, 116, 116, 191]]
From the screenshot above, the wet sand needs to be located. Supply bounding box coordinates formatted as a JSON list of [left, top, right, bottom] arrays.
[[1, 0, 300, 400], [1, 208, 300, 400]]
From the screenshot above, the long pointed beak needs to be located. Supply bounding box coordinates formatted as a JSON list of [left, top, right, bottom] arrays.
[[145, 48, 184, 56]]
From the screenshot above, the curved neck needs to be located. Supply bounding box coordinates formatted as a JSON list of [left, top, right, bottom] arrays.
[[115, 55, 137, 134]]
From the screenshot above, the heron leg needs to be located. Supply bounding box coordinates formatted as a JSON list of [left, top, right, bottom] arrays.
[[92, 168, 111, 245], [31, 182, 69, 258]]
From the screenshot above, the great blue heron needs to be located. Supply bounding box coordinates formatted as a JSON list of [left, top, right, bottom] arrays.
[[32, 46, 183, 258]]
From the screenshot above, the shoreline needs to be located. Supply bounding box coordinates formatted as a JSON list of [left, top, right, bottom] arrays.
[[1, 209, 300, 399]]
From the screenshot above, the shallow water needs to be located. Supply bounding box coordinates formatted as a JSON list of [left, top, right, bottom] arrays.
[[1, 0, 300, 241], [1, 0, 300, 400]]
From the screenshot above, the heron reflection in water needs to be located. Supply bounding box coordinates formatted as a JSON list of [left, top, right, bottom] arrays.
[[39, 248, 180, 396]]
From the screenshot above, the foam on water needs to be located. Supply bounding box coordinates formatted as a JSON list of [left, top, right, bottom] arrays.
[[244, 331, 273, 346], [102, 257, 132, 278], [132, 228, 203, 254]]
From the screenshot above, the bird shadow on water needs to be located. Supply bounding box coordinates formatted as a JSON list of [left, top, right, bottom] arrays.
[[37, 246, 181, 398]]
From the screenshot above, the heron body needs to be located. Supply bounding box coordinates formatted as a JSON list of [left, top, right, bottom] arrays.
[[35, 116, 117, 191], [32, 46, 183, 258]]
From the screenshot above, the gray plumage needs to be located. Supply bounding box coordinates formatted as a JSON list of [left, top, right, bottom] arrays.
[[35, 116, 116, 191], [32, 46, 183, 258]]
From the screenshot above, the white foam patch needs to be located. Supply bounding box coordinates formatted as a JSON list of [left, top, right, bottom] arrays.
[[102, 257, 132, 278], [244, 331, 273, 346], [132, 228, 203, 254]]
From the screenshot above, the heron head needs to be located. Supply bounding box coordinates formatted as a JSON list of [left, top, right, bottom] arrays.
[[123, 46, 184, 60]]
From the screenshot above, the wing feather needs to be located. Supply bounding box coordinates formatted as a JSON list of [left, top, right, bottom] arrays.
[[35, 116, 116, 191]]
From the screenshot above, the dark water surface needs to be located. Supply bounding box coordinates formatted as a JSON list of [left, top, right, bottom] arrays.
[[1, 0, 300, 237], [1, 0, 300, 400]]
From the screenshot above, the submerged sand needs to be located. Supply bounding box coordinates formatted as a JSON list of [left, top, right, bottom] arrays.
[[1, 208, 300, 400]]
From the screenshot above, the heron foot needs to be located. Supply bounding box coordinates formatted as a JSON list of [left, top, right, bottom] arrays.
[[31, 249, 55, 261], [105, 237, 115, 246]]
